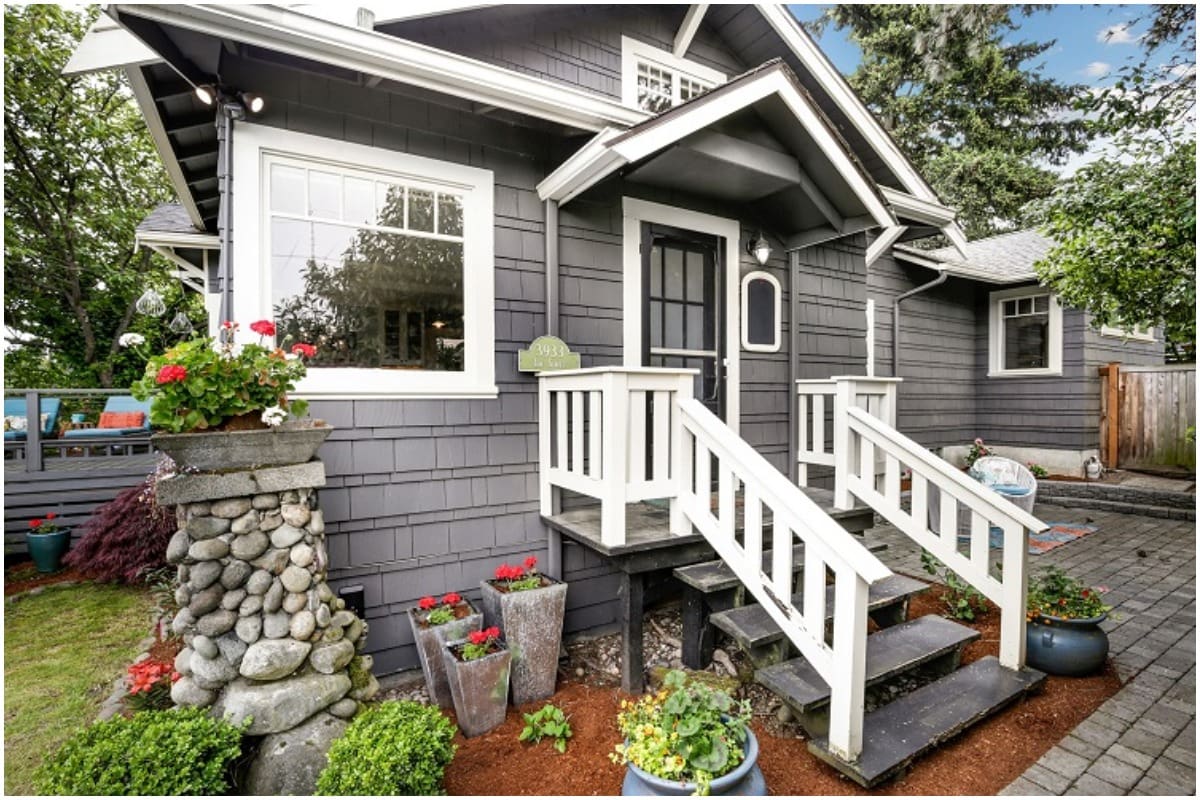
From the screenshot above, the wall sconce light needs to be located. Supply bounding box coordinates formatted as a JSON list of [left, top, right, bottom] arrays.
[[193, 83, 265, 114], [194, 84, 216, 105], [747, 231, 771, 265], [239, 92, 265, 114]]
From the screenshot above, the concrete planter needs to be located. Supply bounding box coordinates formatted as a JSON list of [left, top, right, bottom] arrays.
[[152, 423, 332, 471], [480, 575, 567, 705], [1026, 612, 1110, 677], [442, 639, 511, 737], [408, 600, 483, 708], [26, 529, 71, 573]]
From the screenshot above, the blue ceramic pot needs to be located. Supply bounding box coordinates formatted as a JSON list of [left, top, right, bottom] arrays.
[[621, 727, 768, 796], [26, 529, 71, 574], [1026, 613, 1109, 677]]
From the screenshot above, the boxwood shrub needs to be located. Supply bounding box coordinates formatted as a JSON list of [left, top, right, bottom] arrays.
[[316, 701, 457, 795], [35, 707, 246, 795]]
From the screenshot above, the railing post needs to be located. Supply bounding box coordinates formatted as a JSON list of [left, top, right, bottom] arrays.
[[827, 573, 869, 762], [600, 371, 629, 547], [24, 390, 42, 472], [999, 520, 1029, 669], [538, 377, 558, 517], [669, 374, 694, 536], [832, 379, 853, 510]]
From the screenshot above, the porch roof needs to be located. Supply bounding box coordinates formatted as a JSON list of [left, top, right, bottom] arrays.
[[537, 60, 898, 251], [893, 229, 1048, 285], [135, 203, 219, 293]]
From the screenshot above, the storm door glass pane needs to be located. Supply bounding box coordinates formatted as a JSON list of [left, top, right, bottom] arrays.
[[664, 304, 683, 348], [664, 248, 684, 300]]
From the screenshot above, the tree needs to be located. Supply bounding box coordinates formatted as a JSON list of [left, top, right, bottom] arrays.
[[1031, 5, 1196, 361], [808, 5, 1092, 238], [4, 5, 196, 389]]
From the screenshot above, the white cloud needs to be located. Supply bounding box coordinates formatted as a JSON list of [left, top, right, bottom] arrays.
[[1098, 23, 1138, 45], [1083, 61, 1112, 78]]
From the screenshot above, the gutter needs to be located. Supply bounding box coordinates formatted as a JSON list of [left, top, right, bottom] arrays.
[[892, 271, 949, 376]]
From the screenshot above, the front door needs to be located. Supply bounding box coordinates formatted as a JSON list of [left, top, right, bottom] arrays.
[[641, 223, 725, 419]]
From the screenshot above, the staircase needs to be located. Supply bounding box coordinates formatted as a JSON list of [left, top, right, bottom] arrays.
[[538, 369, 1050, 786]]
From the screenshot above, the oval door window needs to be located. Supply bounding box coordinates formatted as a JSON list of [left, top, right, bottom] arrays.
[[741, 271, 780, 352]]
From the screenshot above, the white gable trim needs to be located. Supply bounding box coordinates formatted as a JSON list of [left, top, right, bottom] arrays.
[[674, 5, 710, 58]]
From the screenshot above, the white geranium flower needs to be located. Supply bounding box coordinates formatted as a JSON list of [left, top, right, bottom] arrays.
[[118, 332, 146, 348], [261, 405, 287, 427]]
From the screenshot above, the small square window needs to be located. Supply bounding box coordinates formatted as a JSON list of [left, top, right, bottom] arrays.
[[989, 289, 1062, 376], [622, 37, 726, 114]]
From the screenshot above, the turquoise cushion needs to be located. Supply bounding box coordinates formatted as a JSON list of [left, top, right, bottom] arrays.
[[992, 483, 1031, 497], [61, 427, 147, 439]]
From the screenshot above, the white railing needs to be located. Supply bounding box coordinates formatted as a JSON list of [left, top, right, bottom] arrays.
[[797, 376, 900, 488], [837, 405, 1047, 670], [538, 367, 695, 547], [676, 397, 892, 763]]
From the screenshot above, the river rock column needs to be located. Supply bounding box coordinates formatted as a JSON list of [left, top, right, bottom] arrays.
[[157, 460, 377, 793]]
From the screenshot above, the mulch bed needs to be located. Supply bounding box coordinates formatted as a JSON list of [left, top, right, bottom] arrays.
[[3, 561, 87, 596], [444, 585, 1121, 795]]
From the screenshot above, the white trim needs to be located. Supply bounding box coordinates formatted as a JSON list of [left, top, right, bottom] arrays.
[[673, 5, 710, 59], [135, 230, 220, 250], [535, 127, 625, 204], [740, 271, 781, 353], [622, 197, 740, 433], [987, 286, 1063, 377], [108, 4, 647, 133], [865, 225, 907, 267], [1099, 323, 1156, 342], [64, 15, 161, 75], [865, 298, 876, 377], [232, 123, 496, 398], [620, 36, 727, 111]]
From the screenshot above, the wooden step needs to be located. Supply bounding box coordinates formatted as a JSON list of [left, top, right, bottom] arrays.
[[756, 615, 979, 735], [709, 574, 928, 653], [808, 656, 1047, 787], [673, 539, 888, 595]]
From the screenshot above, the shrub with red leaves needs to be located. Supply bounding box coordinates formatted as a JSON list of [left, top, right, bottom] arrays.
[[63, 474, 175, 584]]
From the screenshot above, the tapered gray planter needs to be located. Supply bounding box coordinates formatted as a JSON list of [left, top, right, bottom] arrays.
[[480, 576, 567, 705], [442, 639, 511, 738], [408, 600, 483, 708], [151, 423, 332, 471]]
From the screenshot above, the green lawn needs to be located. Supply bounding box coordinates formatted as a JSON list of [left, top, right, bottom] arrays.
[[4, 582, 155, 795]]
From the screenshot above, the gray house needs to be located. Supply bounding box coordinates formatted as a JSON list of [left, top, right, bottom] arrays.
[[61, 3, 1164, 777]]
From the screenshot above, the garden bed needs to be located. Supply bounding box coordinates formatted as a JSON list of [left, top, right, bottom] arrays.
[[415, 584, 1121, 795]]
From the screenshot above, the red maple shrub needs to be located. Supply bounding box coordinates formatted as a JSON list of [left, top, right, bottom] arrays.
[[64, 474, 175, 584]]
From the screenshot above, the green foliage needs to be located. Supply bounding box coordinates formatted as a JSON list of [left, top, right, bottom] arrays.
[[519, 703, 573, 754], [1027, 463, 1048, 479], [1031, 138, 1196, 361], [808, 5, 1091, 238], [611, 669, 753, 795], [1027, 566, 1111, 621], [316, 701, 457, 796], [4, 5, 197, 389], [921, 550, 989, 621], [129, 328, 311, 433], [425, 606, 455, 625], [964, 437, 990, 469], [35, 708, 246, 795]]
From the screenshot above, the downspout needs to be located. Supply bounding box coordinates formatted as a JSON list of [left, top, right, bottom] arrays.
[[215, 102, 245, 327], [892, 270, 948, 376], [788, 250, 799, 483], [545, 199, 560, 337]]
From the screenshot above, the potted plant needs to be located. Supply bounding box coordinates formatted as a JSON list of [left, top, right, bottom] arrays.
[[610, 669, 766, 796], [26, 513, 71, 573], [408, 591, 483, 708], [480, 555, 567, 705], [1026, 566, 1112, 676], [441, 626, 510, 737], [129, 320, 329, 471]]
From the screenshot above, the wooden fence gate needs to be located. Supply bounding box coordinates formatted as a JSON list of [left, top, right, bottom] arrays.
[[1099, 363, 1196, 471]]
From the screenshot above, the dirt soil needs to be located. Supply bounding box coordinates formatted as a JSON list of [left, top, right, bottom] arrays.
[[443, 585, 1121, 796], [3, 561, 87, 596]]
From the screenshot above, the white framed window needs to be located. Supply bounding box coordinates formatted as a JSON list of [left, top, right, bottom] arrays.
[[621, 36, 726, 113], [988, 286, 1063, 377], [1099, 322, 1156, 342], [232, 124, 496, 398], [740, 271, 781, 352]]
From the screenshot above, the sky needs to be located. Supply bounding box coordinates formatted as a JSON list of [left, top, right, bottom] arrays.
[[787, 3, 1181, 174]]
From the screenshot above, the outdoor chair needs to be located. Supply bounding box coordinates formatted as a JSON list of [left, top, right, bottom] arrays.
[[4, 396, 61, 442], [61, 396, 152, 439], [926, 455, 1038, 536]]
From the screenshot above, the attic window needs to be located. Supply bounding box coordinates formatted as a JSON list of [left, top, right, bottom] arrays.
[[621, 37, 725, 113]]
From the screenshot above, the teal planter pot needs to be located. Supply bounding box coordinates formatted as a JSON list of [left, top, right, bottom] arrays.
[[26, 529, 71, 573], [1026, 613, 1109, 677]]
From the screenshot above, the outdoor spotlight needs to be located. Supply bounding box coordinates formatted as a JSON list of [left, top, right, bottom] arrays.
[[240, 92, 265, 113], [194, 84, 216, 105], [748, 232, 771, 265], [431, 319, 447, 329]]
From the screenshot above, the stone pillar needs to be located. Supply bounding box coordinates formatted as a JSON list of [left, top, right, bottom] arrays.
[[157, 461, 376, 794]]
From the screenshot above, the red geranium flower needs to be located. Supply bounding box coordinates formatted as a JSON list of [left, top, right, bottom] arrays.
[[468, 629, 488, 645], [156, 364, 188, 384], [45, 512, 56, 520], [484, 626, 500, 640], [291, 343, 317, 358], [28, 519, 42, 529], [418, 596, 437, 610], [250, 319, 277, 337], [442, 592, 462, 606], [524, 555, 538, 571]]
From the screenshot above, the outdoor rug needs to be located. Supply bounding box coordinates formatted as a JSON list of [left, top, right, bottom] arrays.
[[967, 522, 1100, 554]]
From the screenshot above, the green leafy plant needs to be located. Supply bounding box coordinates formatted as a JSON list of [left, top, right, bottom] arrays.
[[316, 701, 457, 796], [492, 554, 543, 591], [519, 703, 573, 754], [1027, 566, 1111, 621], [964, 437, 990, 469], [610, 669, 753, 796], [35, 707, 246, 795], [1027, 462, 1049, 478], [26, 512, 63, 535], [460, 626, 502, 661], [415, 592, 466, 627], [921, 550, 989, 621], [129, 320, 314, 433]]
